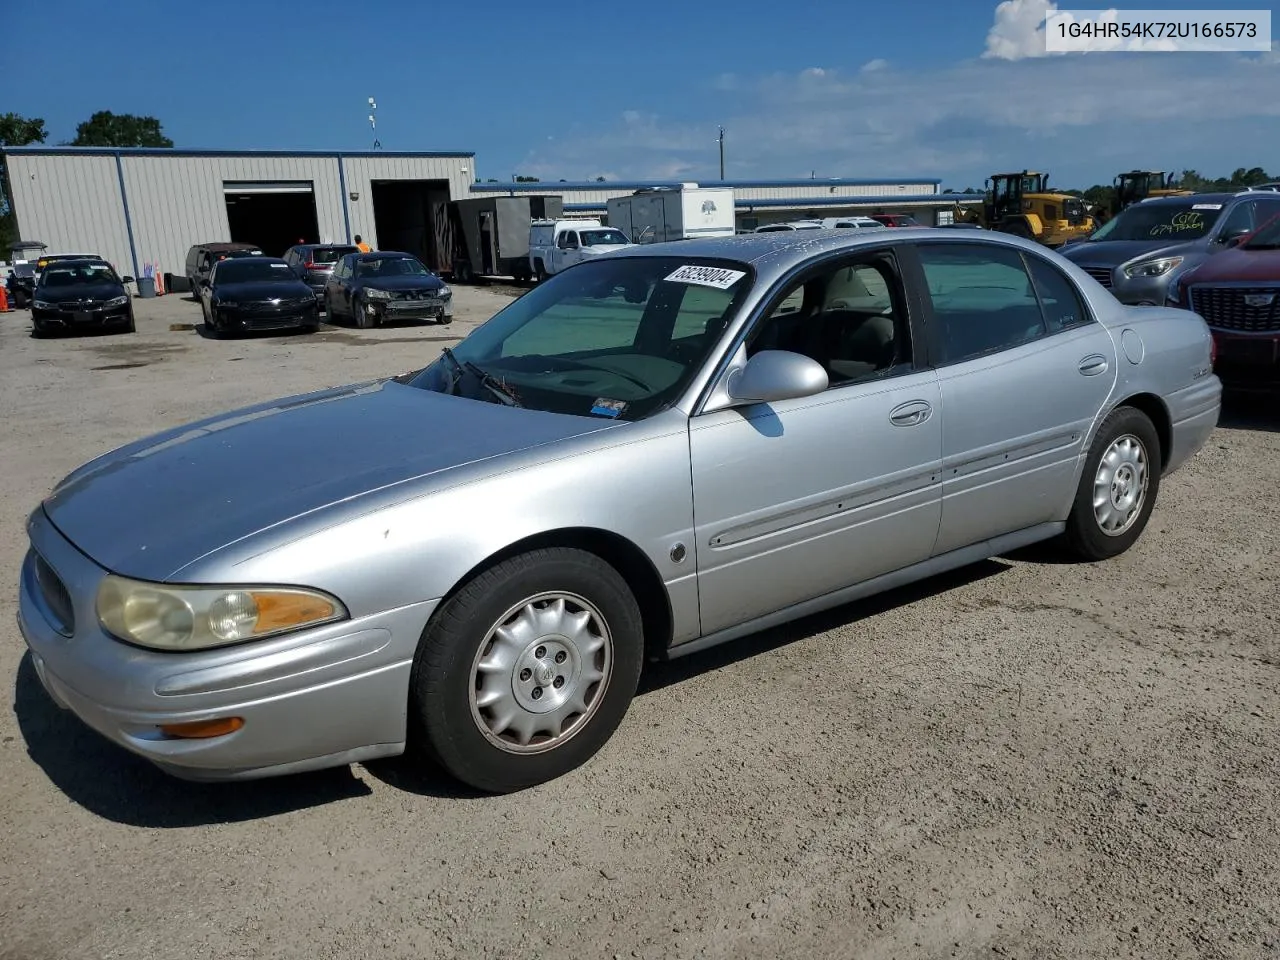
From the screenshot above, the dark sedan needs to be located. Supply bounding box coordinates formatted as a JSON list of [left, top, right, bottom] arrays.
[[323, 251, 453, 329], [200, 256, 320, 338], [31, 259, 135, 336]]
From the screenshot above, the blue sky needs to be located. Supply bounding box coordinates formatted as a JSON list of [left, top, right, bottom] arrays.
[[7, 0, 1279, 190]]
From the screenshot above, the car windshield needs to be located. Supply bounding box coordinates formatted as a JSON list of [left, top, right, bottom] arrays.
[[404, 256, 753, 421], [1242, 211, 1280, 249], [40, 263, 118, 287], [579, 230, 629, 247], [310, 246, 357, 263], [357, 257, 431, 278], [1088, 201, 1224, 242], [216, 260, 296, 283]]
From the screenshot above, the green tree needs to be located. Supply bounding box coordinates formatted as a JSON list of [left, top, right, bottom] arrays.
[[68, 111, 173, 148], [513, 175, 540, 182], [0, 112, 48, 254]]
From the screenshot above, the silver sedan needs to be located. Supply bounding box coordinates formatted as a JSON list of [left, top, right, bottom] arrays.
[[18, 229, 1222, 793]]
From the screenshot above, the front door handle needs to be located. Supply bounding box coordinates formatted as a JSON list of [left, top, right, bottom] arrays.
[[1078, 354, 1109, 376], [889, 399, 933, 427]]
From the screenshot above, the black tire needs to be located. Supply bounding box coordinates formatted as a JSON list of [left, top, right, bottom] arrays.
[[354, 296, 372, 329], [124, 314, 136, 334], [408, 547, 644, 794], [534, 260, 548, 282], [1000, 219, 1034, 240], [1064, 406, 1162, 561]]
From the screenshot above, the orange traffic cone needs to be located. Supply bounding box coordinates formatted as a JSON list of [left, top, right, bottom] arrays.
[[0, 285, 11, 313]]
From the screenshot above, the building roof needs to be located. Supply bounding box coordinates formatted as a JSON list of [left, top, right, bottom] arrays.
[[0, 146, 474, 159], [471, 176, 943, 192], [560, 193, 983, 213]]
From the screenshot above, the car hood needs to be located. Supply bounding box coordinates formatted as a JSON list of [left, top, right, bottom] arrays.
[[36, 282, 125, 302], [215, 280, 312, 301], [358, 276, 444, 292], [1180, 246, 1280, 283], [41, 380, 616, 581], [1062, 239, 1202, 267]]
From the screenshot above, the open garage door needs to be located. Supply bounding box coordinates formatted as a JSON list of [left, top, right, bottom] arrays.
[[371, 179, 453, 273], [224, 181, 320, 257]]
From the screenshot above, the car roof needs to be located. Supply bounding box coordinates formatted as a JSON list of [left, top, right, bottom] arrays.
[[215, 255, 287, 264], [1138, 192, 1238, 206], [199, 241, 262, 252], [41, 257, 111, 268]]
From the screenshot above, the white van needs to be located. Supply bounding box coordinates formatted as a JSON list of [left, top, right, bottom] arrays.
[[529, 219, 633, 279]]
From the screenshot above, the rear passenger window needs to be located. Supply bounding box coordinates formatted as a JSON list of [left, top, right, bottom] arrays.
[[1025, 255, 1090, 331], [917, 243, 1047, 364]]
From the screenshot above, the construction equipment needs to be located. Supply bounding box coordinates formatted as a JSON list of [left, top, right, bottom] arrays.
[[952, 171, 1094, 247], [1112, 170, 1191, 214]]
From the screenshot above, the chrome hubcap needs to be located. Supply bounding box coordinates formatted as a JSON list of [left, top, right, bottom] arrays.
[[1093, 434, 1149, 536], [469, 592, 612, 754]]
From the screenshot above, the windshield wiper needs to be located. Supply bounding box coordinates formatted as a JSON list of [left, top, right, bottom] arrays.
[[440, 347, 522, 407]]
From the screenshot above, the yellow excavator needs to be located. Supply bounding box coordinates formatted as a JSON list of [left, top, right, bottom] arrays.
[[952, 171, 1095, 247], [1112, 170, 1192, 214]]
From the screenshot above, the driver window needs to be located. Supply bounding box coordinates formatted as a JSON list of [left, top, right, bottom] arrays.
[[1218, 201, 1256, 238], [748, 255, 912, 387], [558, 232, 578, 249]]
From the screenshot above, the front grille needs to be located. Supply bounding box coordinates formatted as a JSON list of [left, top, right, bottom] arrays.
[[243, 299, 313, 316], [1083, 267, 1113, 288], [1190, 286, 1280, 333], [390, 289, 440, 302], [34, 553, 74, 635]]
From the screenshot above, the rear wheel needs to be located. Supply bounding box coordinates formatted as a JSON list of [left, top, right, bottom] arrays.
[[1000, 219, 1034, 240], [1064, 406, 1162, 561], [534, 260, 548, 283], [408, 547, 644, 793]]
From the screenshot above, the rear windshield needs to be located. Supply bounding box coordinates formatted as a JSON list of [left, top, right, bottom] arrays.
[[310, 246, 358, 263], [1089, 201, 1223, 242], [216, 260, 297, 283]]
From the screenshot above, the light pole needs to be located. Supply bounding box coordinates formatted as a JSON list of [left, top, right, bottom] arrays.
[[368, 97, 381, 150], [717, 126, 725, 180]]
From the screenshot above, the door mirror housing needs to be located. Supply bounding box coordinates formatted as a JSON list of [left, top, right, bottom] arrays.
[[725, 350, 829, 405], [1224, 233, 1247, 248], [121, 275, 135, 284]]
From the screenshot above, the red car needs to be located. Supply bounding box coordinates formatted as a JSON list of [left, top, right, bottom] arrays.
[[1168, 215, 1280, 389], [868, 213, 921, 228]]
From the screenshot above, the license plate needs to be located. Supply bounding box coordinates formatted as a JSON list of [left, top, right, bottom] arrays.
[[73, 311, 94, 323], [1216, 336, 1278, 364]]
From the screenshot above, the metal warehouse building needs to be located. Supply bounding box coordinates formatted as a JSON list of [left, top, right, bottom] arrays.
[[3, 147, 475, 288], [3, 147, 981, 286], [468, 178, 980, 229]]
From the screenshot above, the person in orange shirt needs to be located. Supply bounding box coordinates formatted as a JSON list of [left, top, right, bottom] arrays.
[[354, 235, 371, 253]]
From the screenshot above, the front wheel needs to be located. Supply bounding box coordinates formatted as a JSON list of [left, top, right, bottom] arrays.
[[1064, 406, 1162, 561], [408, 548, 644, 794]]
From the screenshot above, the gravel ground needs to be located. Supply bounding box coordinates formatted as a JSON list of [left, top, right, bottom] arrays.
[[1, 290, 1278, 960]]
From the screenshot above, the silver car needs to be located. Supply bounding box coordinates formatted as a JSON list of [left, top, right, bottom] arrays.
[[18, 230, 1221, 793]]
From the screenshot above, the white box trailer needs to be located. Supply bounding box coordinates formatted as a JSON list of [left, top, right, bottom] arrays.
[[606, 184, 736, 244]]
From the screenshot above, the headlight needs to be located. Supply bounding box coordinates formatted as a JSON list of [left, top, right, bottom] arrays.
[[33, 299, 55, 310], [1123, 256, 1183, 278], [436, 284, 452, 300], [364, 288, 392, 300], [106, 295, 129, 308], [96, 575, 347, 651]]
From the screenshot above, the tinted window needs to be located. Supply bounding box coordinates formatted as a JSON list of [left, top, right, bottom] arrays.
[[1088, 200, 1224, 241], [311, 246, 358, 263], [749, 254, 910, 386], [1241, 202, 1280, 248], [1218, 201, 1257, 238], [1025, 256, 1091, 332], [406, 257, 752, 421], [215, 260, 298, 283], [917, 243, 1046, 364]]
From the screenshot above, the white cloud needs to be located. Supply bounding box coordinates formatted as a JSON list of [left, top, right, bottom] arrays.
[[983, 0, 1057, 59], [514, 5, 1280, 188]]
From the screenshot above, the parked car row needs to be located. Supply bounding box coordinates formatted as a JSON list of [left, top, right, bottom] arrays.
[[1059, 189, 1280, 390]]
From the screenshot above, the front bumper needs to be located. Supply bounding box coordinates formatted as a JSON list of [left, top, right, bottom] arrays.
[[17, 507, 437, 781], [32, 303, 132, 329], [366, 296, 452, 323], [1210, 331, 1280, 389], [215, 303, 319, 332]]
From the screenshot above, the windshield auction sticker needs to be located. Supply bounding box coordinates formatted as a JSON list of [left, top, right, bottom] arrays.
[[1045, 9, 1271, 52], [665, 265, 747, 289]]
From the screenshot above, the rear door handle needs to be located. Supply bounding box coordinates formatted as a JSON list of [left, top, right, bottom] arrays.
[[889, 399, 933, 427], [1078, 354, 1109, 376]]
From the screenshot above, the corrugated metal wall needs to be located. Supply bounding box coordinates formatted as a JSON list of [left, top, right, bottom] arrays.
[[5, 151, 474, 283], [120, 155, 349, 277], [7, 154, 133, 275]]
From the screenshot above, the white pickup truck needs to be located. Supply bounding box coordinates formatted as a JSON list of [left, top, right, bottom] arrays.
[[528, 220, 634, 280]]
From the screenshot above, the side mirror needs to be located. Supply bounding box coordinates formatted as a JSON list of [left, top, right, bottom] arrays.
[[121, 275, 135, 284], [1224, 234, 1246, 248], [726, 350, 829, 404]]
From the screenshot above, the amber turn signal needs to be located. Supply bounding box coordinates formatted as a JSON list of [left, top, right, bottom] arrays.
[[159, 717, 245, 739]]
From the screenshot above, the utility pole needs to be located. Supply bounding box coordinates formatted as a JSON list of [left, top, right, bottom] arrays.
[[717, 126, 725, 180], [368, 97, 381, 150]]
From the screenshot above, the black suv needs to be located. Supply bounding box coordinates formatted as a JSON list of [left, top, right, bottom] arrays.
[[283, 243, 359, 307]]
